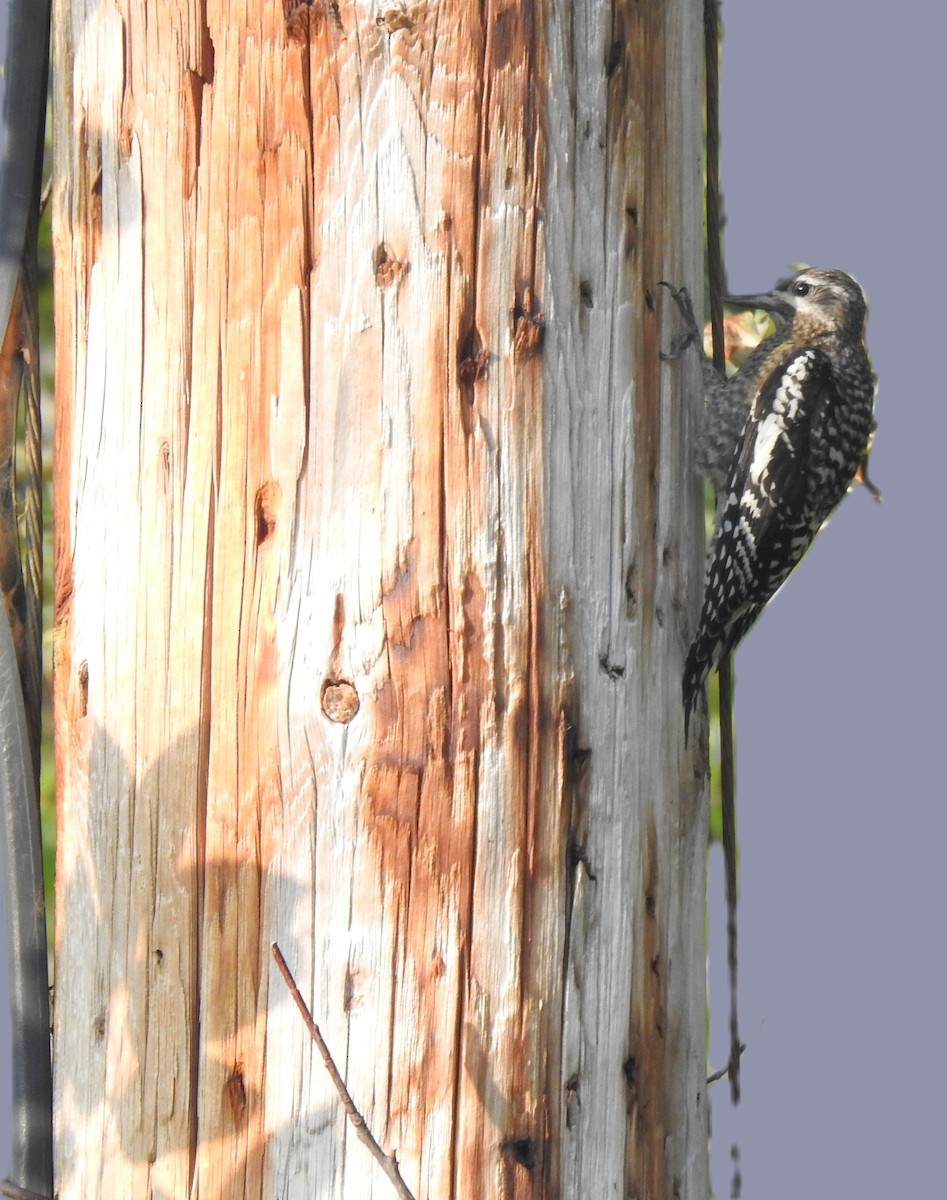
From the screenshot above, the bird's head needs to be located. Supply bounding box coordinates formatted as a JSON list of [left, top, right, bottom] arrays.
[[725, 268, 868, 341]]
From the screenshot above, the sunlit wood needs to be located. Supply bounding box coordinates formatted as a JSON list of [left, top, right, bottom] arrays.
[[52, 2, 706, 1196]]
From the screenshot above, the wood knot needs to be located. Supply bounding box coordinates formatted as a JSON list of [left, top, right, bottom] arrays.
[[254, 481, 282, 545], [78, 660, 89, 718], [606, 38, 625, 77], [225, 1064, 247, 1123], [284, 0, 320, 43], [512, 307, 545, 360], [321, 679, 360, 724], [459, 348, 491, 384], [376, 5, 412, 33], [373, 243, 408, 289], [501, 1136, 537, 1170]]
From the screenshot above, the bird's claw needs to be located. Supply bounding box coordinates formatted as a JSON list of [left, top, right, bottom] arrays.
[[658, 281, 702, 361], [858, 467, 884, 503]]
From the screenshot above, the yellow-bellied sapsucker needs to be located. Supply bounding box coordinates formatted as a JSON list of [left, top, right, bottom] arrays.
[[683, 268, 878, 727]]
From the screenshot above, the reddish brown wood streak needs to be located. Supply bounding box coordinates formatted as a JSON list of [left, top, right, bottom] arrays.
[[625, 816, 670, 1200]]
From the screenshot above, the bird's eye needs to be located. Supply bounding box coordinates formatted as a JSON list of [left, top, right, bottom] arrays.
[[792, 280, 812, 297]]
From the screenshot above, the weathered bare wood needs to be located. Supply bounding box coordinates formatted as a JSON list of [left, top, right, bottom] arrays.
[[52, 2, 706, 1197]]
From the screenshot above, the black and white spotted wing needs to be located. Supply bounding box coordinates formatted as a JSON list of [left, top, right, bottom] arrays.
[[683, 347, 857, 718]]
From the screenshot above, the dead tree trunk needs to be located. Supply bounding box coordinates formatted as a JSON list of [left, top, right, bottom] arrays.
[[52, 2, 706, 1197]]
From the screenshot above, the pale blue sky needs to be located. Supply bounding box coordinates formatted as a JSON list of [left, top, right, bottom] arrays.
[[710, 2, 947, 1195]]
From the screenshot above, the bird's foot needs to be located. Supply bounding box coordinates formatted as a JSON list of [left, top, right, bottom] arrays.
[[658, 281, 702, 361]]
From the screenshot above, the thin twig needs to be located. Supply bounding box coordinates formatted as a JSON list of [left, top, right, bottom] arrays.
[[271, 943, 418, 1200], [704, 0, 726, 376], [707, 1041, 745, 1085], [38, 177, 52, 221]]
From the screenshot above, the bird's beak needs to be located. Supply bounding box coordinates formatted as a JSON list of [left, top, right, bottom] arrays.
[[723, 291, 794, 319]]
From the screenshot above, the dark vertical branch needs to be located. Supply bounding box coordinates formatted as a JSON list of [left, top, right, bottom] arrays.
[[703, 0, 742, 1109], [718, 656, 740, 1103], [704, 0, 726, 374], [0, 2, 53, 1197], [1, 214, 44, 781]]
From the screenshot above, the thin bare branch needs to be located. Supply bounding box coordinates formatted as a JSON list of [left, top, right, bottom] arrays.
[[707, 1041, 746, 1086], [271, 943, 417, 1200]]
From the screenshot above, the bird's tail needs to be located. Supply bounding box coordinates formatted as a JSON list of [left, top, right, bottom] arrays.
[[683, 604, 760, 739], [682, 640, 712, 740]]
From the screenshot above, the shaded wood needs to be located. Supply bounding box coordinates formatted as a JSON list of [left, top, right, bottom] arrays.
[[52, 1, 707, 1197], [0, 251, 43, 777]]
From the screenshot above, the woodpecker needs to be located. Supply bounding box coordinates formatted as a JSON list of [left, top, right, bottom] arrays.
[[682, 268, 878, 729]]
